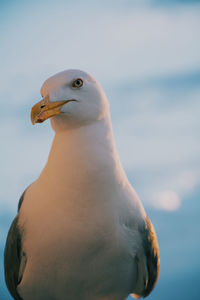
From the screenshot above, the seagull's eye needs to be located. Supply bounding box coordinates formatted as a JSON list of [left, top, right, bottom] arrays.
[[72, 78, 83, 88]]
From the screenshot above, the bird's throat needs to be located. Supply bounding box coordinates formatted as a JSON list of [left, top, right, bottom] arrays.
[[38, 117, 126, 202]]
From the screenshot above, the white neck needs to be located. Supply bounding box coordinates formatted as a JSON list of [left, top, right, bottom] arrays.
[[25, 115, 145, 226], [38, 116, 128, 199]]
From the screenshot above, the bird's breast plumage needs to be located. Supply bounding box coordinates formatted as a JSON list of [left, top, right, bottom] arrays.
[[17, 181, 138, 300]]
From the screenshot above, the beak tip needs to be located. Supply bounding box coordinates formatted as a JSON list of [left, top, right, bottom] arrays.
[[31, 108, 35, 125], [31, 117, 43, 125], [31, 115, 36, 125], [30, 98, 67, 125]]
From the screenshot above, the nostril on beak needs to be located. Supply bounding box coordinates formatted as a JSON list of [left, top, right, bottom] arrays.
[[40, 105, 46, 109]]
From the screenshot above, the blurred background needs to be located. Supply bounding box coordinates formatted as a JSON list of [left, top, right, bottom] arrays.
[[0, 0, 200, 299]]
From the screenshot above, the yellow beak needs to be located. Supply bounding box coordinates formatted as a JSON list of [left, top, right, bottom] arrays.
[[31, 95, 70, 125]]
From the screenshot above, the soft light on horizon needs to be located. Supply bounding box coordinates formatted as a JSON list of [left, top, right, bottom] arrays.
[[153, 190, 181, 211]]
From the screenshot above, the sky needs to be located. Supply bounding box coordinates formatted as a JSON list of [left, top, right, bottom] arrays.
[[0, 0, 200, 299]]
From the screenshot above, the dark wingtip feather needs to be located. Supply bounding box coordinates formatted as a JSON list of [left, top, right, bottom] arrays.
[[18, 188, 28, 212], [4, 216, 24, 300], [142, 216, 160, 297]]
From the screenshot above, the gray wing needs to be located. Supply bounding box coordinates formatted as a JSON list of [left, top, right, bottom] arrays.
[[131, 216, 160, 299], [4, 190, 27, 300], [17, 189, 27, 212]]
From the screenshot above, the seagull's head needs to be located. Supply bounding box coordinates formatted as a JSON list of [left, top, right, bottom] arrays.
[[31, 69, 109, 131]]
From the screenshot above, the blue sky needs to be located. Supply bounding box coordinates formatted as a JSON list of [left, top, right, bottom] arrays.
[[0, 0, 200, 299]]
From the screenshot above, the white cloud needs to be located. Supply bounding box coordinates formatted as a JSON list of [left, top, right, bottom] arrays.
[[115, 87, 200, 170], [1, 2, 200, 86], [152, 190, 181, 211], [113, 83, 200, 210]]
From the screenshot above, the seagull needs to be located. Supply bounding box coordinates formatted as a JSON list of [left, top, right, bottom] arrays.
[[4, 69, 160, 300]]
